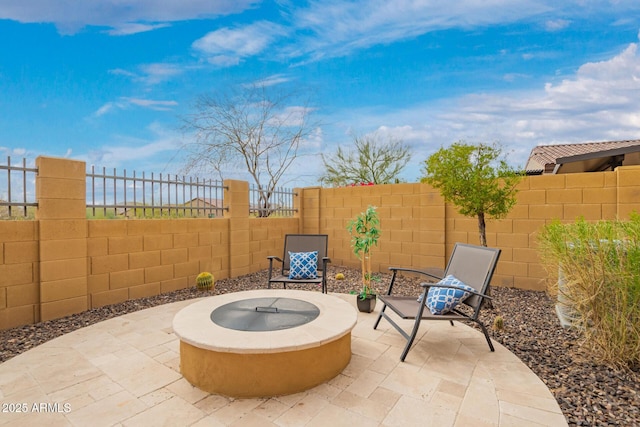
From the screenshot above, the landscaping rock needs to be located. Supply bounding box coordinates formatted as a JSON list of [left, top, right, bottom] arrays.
[[1, 266, 637, 426]]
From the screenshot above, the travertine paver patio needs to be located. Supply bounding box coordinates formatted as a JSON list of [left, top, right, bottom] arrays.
[[0, 294, 567, 426]]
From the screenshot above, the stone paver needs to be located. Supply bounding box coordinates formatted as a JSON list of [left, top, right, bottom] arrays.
[[0, 295, 568, 426]]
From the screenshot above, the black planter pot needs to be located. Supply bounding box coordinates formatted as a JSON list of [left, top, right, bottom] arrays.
[[356, 294, 377, 313]]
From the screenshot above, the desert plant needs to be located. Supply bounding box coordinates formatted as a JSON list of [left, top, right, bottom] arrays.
[[196, 272, 215, 291], [347, 205, 381, 299], [538, 215, 640, 369], [493, 316, 505, 331], [320, 132, 410, 187]]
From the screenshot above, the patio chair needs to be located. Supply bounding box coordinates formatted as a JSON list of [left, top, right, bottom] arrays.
[[267, 234, 331, 293], [373, 243, 501, 361]]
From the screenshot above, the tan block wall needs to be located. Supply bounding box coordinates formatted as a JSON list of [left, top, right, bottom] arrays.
[[87, 218, 230, 308], [249, 217, 300, 272], [306, 183, 446, 292], [309, 167, 640, 292], [3, 155, 640, 330], [0, 222, 39, 329], [36, 157, 89, 322]]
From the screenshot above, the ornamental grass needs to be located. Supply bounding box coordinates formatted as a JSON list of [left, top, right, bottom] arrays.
[[538, 214, 640, 370]]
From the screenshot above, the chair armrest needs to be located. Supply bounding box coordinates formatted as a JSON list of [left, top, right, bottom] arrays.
[[388, 266, 444, 282], [267, 256, 283, 280], [320, 257, 331, 293], [384, 266, 442, 296]]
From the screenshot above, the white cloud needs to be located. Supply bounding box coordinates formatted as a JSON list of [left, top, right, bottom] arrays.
[[285, 0, 553, 59], [328, 36, 640, 178], [0, 0, 260, 35], [279, 1, 640, 62], [94, 102, 119, 117], [270, 106, 313, 128], [503, 73, 530, 82], [109, 62, 186, 85], [251, 74, 292, 87], [106, 22, 170, 36], [545, 18, 571, 31], [299, 127, 324, 151], [0, 147, 27, 157], [125, 98, 178, 111], [138, 63, 185, 85], [82, 122, 182, 171], [192, 21, 286, 66], [206, 55, 241, 67], [92, 97, 178, 117], [109, 68, 137, 79]]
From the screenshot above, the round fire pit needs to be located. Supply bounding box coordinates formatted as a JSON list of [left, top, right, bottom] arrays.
[[172, 290, 357, 398], [210, 297, 320, 331]]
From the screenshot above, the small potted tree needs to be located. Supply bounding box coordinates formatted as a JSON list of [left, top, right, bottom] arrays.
[[347, 205, 381, 312]]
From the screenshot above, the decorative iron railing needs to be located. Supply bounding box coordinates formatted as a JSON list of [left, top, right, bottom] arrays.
[[249, 184, 297, 217], [86, 166, 227, 218], [1, 158, 298, 219], [0, 157, 38, 219]]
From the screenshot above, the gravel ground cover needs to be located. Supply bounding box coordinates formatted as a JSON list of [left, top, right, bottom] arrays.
[[1, 266, 638, 426]]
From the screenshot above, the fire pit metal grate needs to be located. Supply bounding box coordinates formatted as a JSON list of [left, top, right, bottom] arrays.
[[210, 297, 320, 332]]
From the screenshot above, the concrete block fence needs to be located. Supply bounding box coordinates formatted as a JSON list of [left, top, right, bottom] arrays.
[[1, 156, 639, 329]]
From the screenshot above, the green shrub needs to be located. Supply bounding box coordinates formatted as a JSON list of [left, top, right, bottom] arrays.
[[538, 215, 640, 369]]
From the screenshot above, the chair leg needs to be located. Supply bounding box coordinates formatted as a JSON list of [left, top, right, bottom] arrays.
[[399, 299, 430, 362], [400, 317, 423, 362], [374, 269, 397, 330], [477, 321, 495, 352], [373, 304, 387, 329]]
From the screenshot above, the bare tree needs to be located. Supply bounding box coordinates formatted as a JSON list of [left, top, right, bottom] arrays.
[[181, 84, 315, 216]]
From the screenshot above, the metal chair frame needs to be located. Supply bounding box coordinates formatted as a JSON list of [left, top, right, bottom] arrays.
[[267, 234, 331, 293], [374, 243, 501, 361]]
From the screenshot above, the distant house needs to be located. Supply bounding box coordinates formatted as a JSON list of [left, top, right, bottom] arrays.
[[111, 198, 224, 218], [525, 139, 640, 175], [183, 198, 224, 217], [184, 197, 224, 209]]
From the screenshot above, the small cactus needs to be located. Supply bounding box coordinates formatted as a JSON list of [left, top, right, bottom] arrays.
[[335, 273, 345, 280], [493, 315, 504, 331], [196, 272, 214, 291]]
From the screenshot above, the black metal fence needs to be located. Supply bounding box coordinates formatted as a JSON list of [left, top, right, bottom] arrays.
[[86, 166, 227, 219], [0, 157, 38, 219], [0, 158, 298, 219], [249, 184, 298, 217]]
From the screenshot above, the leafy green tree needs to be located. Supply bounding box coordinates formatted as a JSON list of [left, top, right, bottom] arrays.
[[319, 132, 410, 187], [421, 142, 522, 247]]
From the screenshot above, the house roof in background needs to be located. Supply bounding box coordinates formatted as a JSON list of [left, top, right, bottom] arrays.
[[525, 139, 640, 174]]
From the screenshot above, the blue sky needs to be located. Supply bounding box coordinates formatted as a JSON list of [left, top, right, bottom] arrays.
[[2, 1, 640, 186]]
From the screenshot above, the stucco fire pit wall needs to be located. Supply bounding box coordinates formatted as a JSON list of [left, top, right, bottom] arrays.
[[172, 289, 357, 398]]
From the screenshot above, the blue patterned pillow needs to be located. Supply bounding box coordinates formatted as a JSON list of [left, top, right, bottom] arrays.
[[288, 251, 318, 279], [422, 275, 475, 315]]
